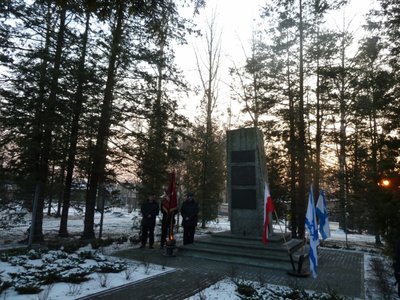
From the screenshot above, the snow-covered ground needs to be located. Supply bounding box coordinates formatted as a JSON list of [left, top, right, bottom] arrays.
[[0, 206, 398, 299], [186, 253, 398, 300], [187, 222, 398, 300], [0, 247, 174, 300], [0, 206, 230, 243], [0, 206, 230, 299]]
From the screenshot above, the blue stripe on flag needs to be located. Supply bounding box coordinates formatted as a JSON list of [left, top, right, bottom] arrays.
[[316, 190, 330, 240], [305, 185, 318, 278]]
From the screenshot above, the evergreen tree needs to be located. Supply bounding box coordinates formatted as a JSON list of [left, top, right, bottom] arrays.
[[83, 0, 127, 239], [59, 3, 93, 236], [0, 1, 72, 242], [136, 0, 196, 201], [181, 124, 225, 225], [351, 33, 397, 244]]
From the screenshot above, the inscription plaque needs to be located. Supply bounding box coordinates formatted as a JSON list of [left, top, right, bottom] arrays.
[[231, 150, 255, 163], [231, 166, 256, 186], [231, 189, 256, 209]]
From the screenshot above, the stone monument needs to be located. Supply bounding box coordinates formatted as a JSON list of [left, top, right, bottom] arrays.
[[226, 127, 268, 238]]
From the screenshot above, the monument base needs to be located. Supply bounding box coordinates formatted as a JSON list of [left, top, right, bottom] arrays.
[[178, 231, 305, 270]]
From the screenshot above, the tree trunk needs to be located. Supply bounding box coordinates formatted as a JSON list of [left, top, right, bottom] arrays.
[[296, 0, 307, 239], [32, 3, 67, 243], [47, 163, 55, 216], [59, 9, 91, 237], [287, 33, 297, 238], [83, 3, 124, 240], [195, 13, 221, 228], [28, 1, 52, 231], [338, 15, 348, 232], [56, 157, 66, 217], [314, 25, 322, 199]]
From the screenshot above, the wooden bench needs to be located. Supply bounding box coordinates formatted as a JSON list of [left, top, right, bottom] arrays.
[[283, 239, 313, 277]]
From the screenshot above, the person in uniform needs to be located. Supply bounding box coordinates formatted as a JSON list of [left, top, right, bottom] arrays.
[[139, 194, 159, 249], [394, 238, 400, 297], [180, 192, 199, 245]]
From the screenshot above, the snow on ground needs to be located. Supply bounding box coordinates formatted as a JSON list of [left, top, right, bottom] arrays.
[[0, 207, 397, 299], [0, 206, 230, 299], [185, 279, 349, 300], [0, 247, 174, 300], [186, 252, 398, 300], [186, 221, 398, 300], [0, 206, 230, 244]]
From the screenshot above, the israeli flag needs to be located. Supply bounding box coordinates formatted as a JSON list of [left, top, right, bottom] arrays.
[[305, 185, 319, 278], [316, 190, 331, 240]]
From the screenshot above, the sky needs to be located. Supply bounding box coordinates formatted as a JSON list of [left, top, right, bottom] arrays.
[[175, 0, 379, 127]]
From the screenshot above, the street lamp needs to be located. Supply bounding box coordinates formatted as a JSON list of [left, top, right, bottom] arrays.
[[378, 176, 400, 190], [379, 179, 391, 188]]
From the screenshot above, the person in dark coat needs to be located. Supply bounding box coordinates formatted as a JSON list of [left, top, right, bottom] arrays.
[[139, 194, 159, 249], [180, 192, 199, 245], [160, 193, 177, 249], [394, 238, 400, 297]]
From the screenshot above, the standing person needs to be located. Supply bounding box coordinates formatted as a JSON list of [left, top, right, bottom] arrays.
[[394, 238, 400, 297], [181, 192, 199, 245], [139, 194, 159, 249], [160, 193, 177, 249]]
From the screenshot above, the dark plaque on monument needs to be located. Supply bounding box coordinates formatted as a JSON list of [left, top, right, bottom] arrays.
[[231, 166, 256, 186], [231, 150, 255, 163], [231, 188, 256, 209]]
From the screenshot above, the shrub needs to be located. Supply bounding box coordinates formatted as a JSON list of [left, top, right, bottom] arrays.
[[79, 250, 95, 260], [236, 282, 258, 297], [27, 249, 42, 260], [63, 240, 84, 253], [62, 273, 90, 284], [39, 271, 62, 285], [14, 283, 42, 294], [0, 277, 12, 293], [96, 261, 127, 273]]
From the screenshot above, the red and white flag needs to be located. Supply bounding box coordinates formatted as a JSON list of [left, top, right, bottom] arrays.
[[166, 171, 177, 213], [263, 182, 275, 244], [163, 171, 177, 241]]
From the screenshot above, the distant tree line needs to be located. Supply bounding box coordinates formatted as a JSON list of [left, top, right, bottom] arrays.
[[0, 0, 225, 242], [229, 0, 400, 248]]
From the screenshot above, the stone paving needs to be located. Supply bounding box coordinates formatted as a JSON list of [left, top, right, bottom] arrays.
[[80, 245, 365, 300]]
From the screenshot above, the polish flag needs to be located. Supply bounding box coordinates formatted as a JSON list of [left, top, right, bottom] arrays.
[[263, 182, 275, 244]]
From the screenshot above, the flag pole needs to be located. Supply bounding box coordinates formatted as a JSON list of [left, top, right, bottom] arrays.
[[169, 213, 174, 240], [273, 209, 301, 274], [165, 171, 177, 256], [273, 210, 290, 253]]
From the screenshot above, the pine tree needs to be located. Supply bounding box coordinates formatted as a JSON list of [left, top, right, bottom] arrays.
[[59, 4, 93, 237], [83, 1, 127, 239], [181, 124, 225, 225], [0, 1, 71, 242], [136, 0, 196, 201]]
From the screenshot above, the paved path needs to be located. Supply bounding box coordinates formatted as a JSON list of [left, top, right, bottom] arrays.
[[80, 246, 365, 299]]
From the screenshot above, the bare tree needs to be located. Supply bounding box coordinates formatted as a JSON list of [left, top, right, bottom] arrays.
[[193, 9, 224, 227]]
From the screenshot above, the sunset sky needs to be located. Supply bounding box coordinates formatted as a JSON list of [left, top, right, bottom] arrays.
[[175, 0, 379, 126]]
